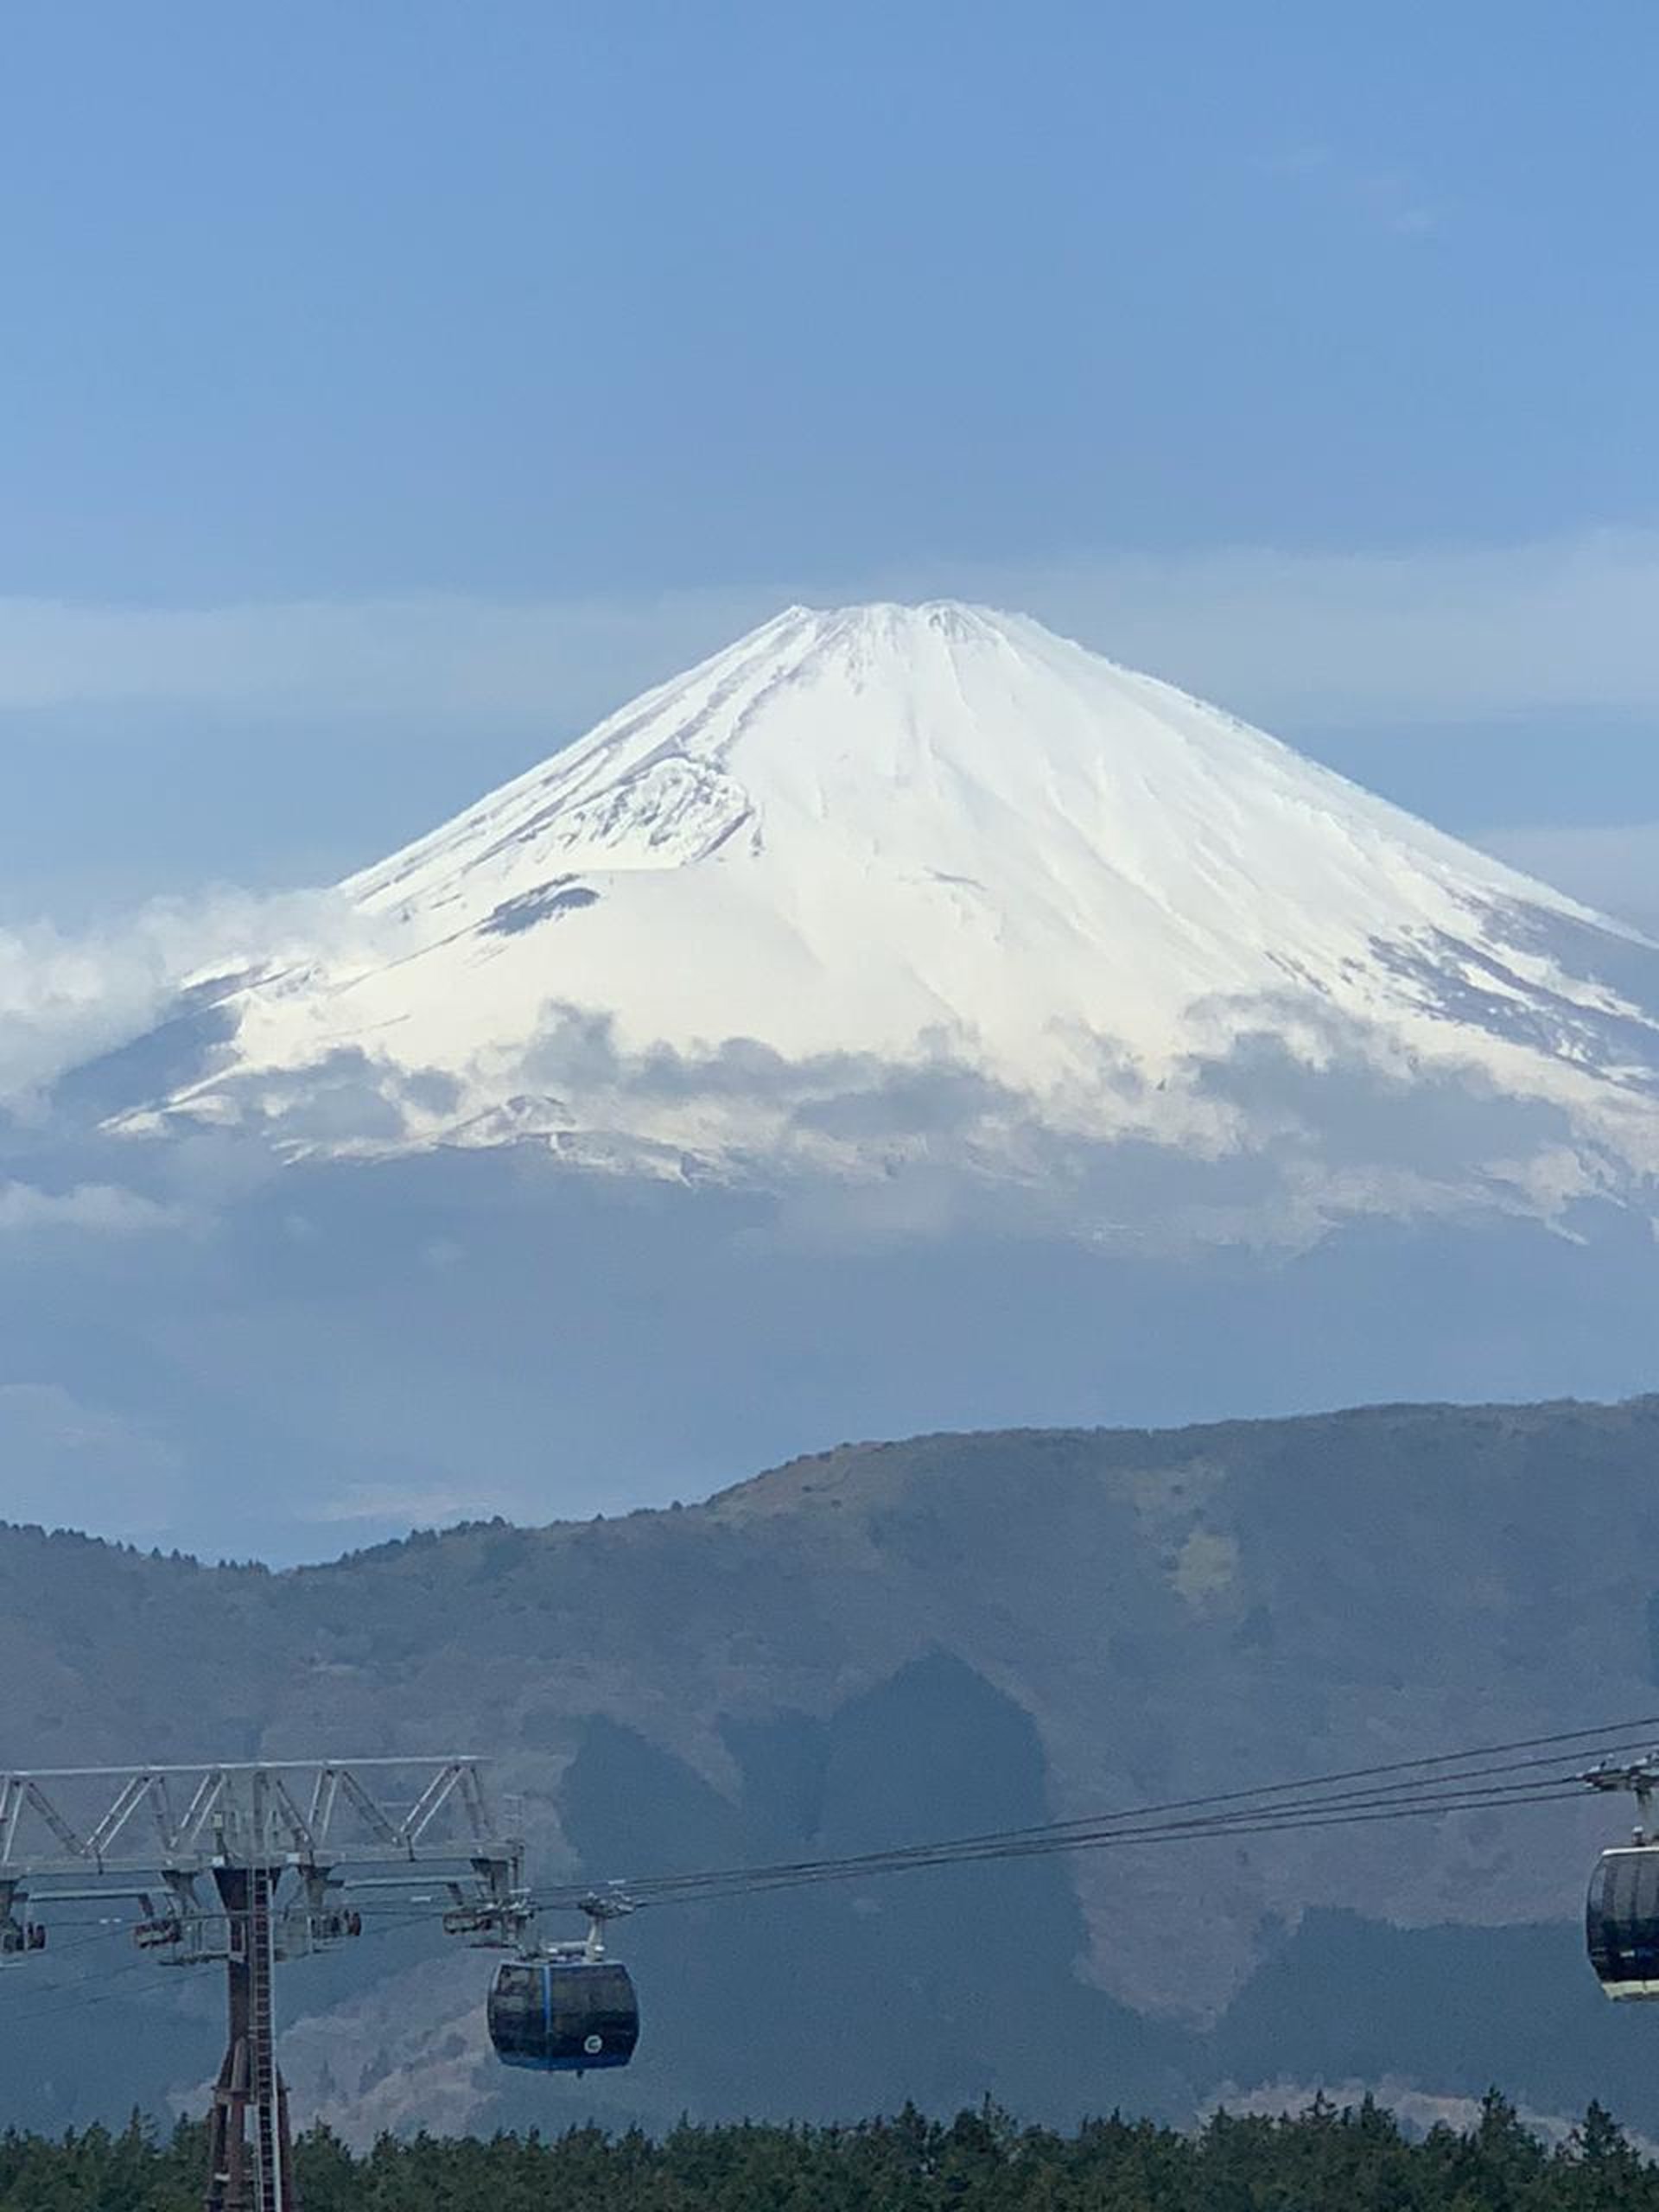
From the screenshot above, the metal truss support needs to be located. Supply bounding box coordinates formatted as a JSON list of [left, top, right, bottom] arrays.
[[0, 1758, 507, 1878], [0, 1754, 526, 2212]]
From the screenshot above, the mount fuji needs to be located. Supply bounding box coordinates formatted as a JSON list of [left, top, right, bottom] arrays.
[[17, 602, 1659, 1553], [121, 601, 1659, 1242]]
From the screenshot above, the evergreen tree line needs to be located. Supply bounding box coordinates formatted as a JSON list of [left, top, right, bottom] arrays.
[[2, 2092, 1657, 2210]]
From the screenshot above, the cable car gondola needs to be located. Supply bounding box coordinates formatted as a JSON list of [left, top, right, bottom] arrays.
[[1587, 1846, 1659, 1998], [487, 1953, 640, 2072], [1583, 1758, 1659, 1999]]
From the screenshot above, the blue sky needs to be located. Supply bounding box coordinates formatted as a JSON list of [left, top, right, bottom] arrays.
[[3, 1, 1659, 1552], [2, 0, 1656, 927]]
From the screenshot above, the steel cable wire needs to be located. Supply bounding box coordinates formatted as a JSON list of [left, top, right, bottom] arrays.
[[528, 1715, 1653, 1913]]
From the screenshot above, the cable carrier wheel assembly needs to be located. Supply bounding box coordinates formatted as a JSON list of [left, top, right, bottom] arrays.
[[3, 1719, 1659, 2210]]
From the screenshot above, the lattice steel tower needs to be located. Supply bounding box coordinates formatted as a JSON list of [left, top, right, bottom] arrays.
[[0, 1759, 531, 2212]]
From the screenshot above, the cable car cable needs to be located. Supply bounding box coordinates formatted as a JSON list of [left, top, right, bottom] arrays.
[[623, 1763, 1605, 1900], [582, 1780, 1588, 1913], [524, 1717, 1654, 1915], [585, 1717, 1656, 1906]]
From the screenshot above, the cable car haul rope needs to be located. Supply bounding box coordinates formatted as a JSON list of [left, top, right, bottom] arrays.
[[541, 1714, 1653, 1915]]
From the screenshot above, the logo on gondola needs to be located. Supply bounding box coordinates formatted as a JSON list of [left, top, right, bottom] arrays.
[[583, 2033, 604, 2055]]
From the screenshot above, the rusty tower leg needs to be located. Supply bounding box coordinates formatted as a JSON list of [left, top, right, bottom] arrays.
[[205, 1866, 297, 2212]]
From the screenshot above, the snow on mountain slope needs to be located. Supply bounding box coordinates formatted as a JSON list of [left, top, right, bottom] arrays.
[[137, 603, 1659, 1230]]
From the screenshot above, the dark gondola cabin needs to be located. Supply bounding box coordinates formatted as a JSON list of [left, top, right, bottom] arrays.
[[488, 1957, 640, 2070], [1587, 1847, 1659, 1998]]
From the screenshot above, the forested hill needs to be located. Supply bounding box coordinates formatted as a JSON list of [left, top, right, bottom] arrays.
[[3, 1396, 1659, 2139], [3, 2096, 1656, 2212]]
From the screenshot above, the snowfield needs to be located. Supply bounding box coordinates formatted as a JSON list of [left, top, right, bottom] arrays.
[[127, 602, 1659, 1230]]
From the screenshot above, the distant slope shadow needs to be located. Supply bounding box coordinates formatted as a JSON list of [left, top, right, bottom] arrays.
[[493, 1653, 1659, 2134], [504, 1651, 1198, 2125]]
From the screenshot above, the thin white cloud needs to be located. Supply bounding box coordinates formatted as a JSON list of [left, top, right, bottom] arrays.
[[0, 1180, 185, 1234], [1004, 534, 1659, 724], [1262, 143, 1442, 237], [0, 1382, 183, 1538], [0, 589, 776, 727], [315, 1483, 506, 1527], [0, 531, 1657, 734], [0, 887, 378, 1107], [1479, 823, 1659, 938]]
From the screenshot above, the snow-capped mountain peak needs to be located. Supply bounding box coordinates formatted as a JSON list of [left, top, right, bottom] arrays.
[[137, 602, 1659, 1235]]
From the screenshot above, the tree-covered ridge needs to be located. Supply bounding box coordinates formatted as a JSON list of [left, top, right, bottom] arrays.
[[3, 2095, 1657, 2211]]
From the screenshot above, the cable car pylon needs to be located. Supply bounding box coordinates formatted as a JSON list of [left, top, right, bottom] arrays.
[[0, 1759, 537, 2212], [206, 1865, 291, 2212]]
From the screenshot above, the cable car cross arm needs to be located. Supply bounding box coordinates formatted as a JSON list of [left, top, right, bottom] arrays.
[[0, 1758, 515, 1879]]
